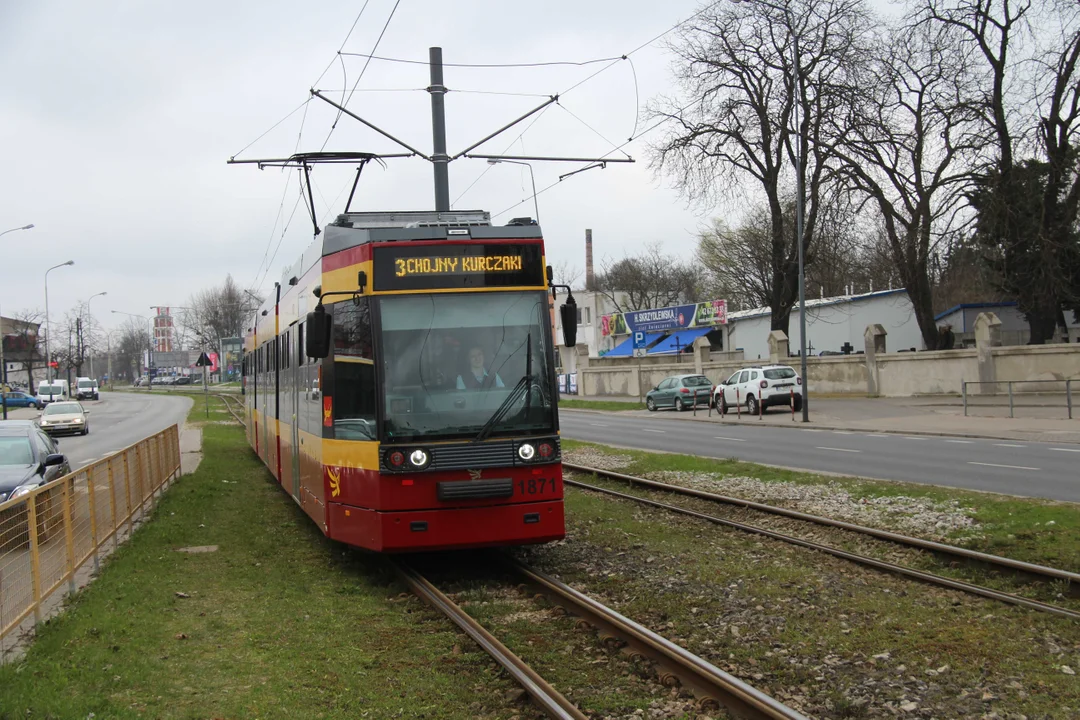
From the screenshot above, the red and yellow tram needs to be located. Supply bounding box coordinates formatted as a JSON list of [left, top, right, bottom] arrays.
[[243, 210, 566, 552]]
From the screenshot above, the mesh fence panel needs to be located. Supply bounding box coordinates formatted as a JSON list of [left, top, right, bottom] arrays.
[[0, 426, 182, 656]]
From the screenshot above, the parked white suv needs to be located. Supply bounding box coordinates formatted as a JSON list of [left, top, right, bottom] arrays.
[[713, 365, 802, 415]]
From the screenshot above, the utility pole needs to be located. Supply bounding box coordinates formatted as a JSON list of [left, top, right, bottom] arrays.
[[428, 47, 450, 212], [1, 300, 7, 420]]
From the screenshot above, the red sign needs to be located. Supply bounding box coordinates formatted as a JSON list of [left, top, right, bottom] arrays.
[[49, 361, 58, 368], [322, 396, 333, 427]]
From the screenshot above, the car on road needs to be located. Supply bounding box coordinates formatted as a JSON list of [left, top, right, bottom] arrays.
[[713, 364, 802, 415], [37, 401, 90, 436], [2, 391, 43, 410], [0, 420, 71, 544], [645, 374, 713, 412], [75, 377, 99, 401], [35, 381, 68, 405], [174, 376, 192, 385]]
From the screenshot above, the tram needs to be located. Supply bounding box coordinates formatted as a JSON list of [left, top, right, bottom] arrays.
[[243, 209, 573, 552]]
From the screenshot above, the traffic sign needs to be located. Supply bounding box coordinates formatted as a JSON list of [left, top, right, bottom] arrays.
[[633, 331, 647, 349], [195, 352, 212, 367], [633, 348, 647, 358]]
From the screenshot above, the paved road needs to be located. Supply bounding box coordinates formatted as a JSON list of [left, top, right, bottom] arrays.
[[559, 409, 1080, 502], [38, 392, 192, 470]]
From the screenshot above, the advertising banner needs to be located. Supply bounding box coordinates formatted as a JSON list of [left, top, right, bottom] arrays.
[[602, 300, 727, 335]]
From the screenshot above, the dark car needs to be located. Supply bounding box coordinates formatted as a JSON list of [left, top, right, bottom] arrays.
[[645, 373, 713, 412], [0, 420, 71, 544], [174, 376, 192, 385], [2, 391, 43, 410]]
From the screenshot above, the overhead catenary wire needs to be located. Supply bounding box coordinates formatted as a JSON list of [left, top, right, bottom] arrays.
[[336, 53, 625, 68]]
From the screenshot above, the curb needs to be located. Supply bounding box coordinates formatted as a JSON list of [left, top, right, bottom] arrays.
[[559, 408, 1080, 445]]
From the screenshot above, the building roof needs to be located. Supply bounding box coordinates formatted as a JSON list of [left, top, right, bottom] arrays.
[[933, 301, 1018, 322], [726, 288, 909, 323]]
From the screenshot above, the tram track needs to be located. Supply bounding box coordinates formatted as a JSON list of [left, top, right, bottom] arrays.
[[216, 393, 245, 425], [391, 555, 808, 720], [564, 463, 1080, 620]]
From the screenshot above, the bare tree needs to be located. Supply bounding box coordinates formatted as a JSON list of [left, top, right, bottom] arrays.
[[114, 319, 150, 381], [833, 14, 981, 349], [550, 259, 583, 291], [2, 309, 44, 393], [920, 0, 1080, 343], [650, 0, 873, 334], [594, 242, 705, 312], [180, 275, 259, 359]]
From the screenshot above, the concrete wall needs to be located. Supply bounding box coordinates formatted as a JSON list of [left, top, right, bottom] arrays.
[[574, 340, 1080, 397]]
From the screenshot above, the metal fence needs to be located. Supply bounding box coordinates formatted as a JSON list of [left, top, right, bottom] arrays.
[[0, 425, 181, 658], [962, 379, 1074, 419]]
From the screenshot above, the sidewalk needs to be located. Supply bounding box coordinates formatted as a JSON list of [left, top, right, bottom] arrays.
[[560, 394, 1080, 444]]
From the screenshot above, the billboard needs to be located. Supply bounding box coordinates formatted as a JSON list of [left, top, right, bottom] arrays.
[[602, 299, 727, 336]]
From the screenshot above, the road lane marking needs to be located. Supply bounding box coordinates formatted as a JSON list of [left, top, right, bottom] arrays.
[[945, 440, 974, 444], [1049, 448, 1080, 453], [994, 443, 1025, 448], [816, 446, 861, 453], [903, 436, 927, 440], [589, 423, 610, 427], [713, 436, 746, 442], [832, 431, 854, 435], [641, 429, 666, 434], [867, 434, 891, 438], [802, 429, 824, 432], [968, 461, 1040, 471]]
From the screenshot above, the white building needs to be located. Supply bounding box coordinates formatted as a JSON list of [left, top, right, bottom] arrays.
[[552, 289, 630, 371], [726, 289, 924, 360]]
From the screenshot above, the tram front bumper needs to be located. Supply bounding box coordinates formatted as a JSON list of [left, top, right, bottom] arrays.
[[327, 499, 565, 552]]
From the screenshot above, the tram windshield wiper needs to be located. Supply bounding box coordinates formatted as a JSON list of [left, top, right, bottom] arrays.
[[473, 333, 532, 443]]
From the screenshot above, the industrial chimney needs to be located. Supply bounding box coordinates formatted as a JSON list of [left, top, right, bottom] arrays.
[[585, 228, 594, 291]]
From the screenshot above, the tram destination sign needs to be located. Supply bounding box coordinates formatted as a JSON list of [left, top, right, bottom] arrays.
[[373, 242, 545, 291]]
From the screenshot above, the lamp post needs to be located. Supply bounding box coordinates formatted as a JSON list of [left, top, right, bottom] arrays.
[[487, 159, 540, 224], [85, 291, 107, 381], [730, 0, 807, 420], [111, 311, 152, 388], [104, 329, 121, 390], [44, 260, 75, 383]]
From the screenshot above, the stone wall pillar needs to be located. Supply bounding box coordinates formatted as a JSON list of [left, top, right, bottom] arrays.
[[693, 335, 710, 374], [574, 343, 590, 369], [767, 330, 789, 364], [863, 324, 887, 396], [973, 312, 1001, 394], [630, 363, 642, 399]]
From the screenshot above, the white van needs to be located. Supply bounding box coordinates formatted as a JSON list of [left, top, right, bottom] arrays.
[[76, 377, 99, 401], [36, 380, 69, 405]]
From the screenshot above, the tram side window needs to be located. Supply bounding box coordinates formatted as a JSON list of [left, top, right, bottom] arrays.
[[332, 300, 376, 440]]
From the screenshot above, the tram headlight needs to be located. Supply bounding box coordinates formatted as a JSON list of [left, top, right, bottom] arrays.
[[517, 443, 536, 461], [408, 448, 430, 470]]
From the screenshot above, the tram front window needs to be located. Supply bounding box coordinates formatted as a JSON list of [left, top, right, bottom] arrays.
[[378, 291, 556, 442]]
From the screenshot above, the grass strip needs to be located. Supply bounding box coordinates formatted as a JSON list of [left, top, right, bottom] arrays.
[[0, 424, 529, 719], [559, 399, 646, 411], [562, 439, 1080, 574]]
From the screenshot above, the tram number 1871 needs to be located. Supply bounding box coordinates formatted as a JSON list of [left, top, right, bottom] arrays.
[[518, 478, 557, 495]]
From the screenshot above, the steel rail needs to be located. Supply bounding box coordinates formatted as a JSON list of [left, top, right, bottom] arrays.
[[216, 394, 245, 425], [389, 559, 587, 720], [507, 557, 808, 720], [564, 463, 1080, 594], [566, 478, 1080, 620]]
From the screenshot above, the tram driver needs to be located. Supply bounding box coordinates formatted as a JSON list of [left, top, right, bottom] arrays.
[[456, 345, 505, 390]]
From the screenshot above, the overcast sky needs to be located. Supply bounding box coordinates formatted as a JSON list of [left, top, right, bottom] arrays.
[[0, 0, 896, 338]]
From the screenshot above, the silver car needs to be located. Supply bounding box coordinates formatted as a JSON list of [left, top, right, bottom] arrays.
[[38, 401, 91, 436]]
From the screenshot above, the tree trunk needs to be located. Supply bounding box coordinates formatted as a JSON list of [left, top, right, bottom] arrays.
[[1025, 297, 1059, 344], [906, 274, 940, 351]]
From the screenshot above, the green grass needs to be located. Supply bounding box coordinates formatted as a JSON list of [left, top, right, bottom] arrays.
[[563, 439, 1080, 573], [0, 424, 531, 719], [559, 399, 646, 411]]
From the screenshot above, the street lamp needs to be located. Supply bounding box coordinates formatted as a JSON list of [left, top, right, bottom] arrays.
[[1, 224, 36, 418], [0, 223, 34, 239], [44, 260, 75, 382], [730, 0, 808, 420], [111, 310, 152, 388], [85, 291, 107, 381], [487, 159, 540, 224]]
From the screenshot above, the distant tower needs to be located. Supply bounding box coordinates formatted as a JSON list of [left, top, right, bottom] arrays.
[[585, 228, 595, 291], [151, 307, 175, 353]]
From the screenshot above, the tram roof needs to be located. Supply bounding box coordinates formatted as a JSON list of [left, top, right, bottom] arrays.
[[322, 210, 543, 256]]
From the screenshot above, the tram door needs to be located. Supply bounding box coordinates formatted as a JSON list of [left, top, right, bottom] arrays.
[[291, 324, 301, 501]]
